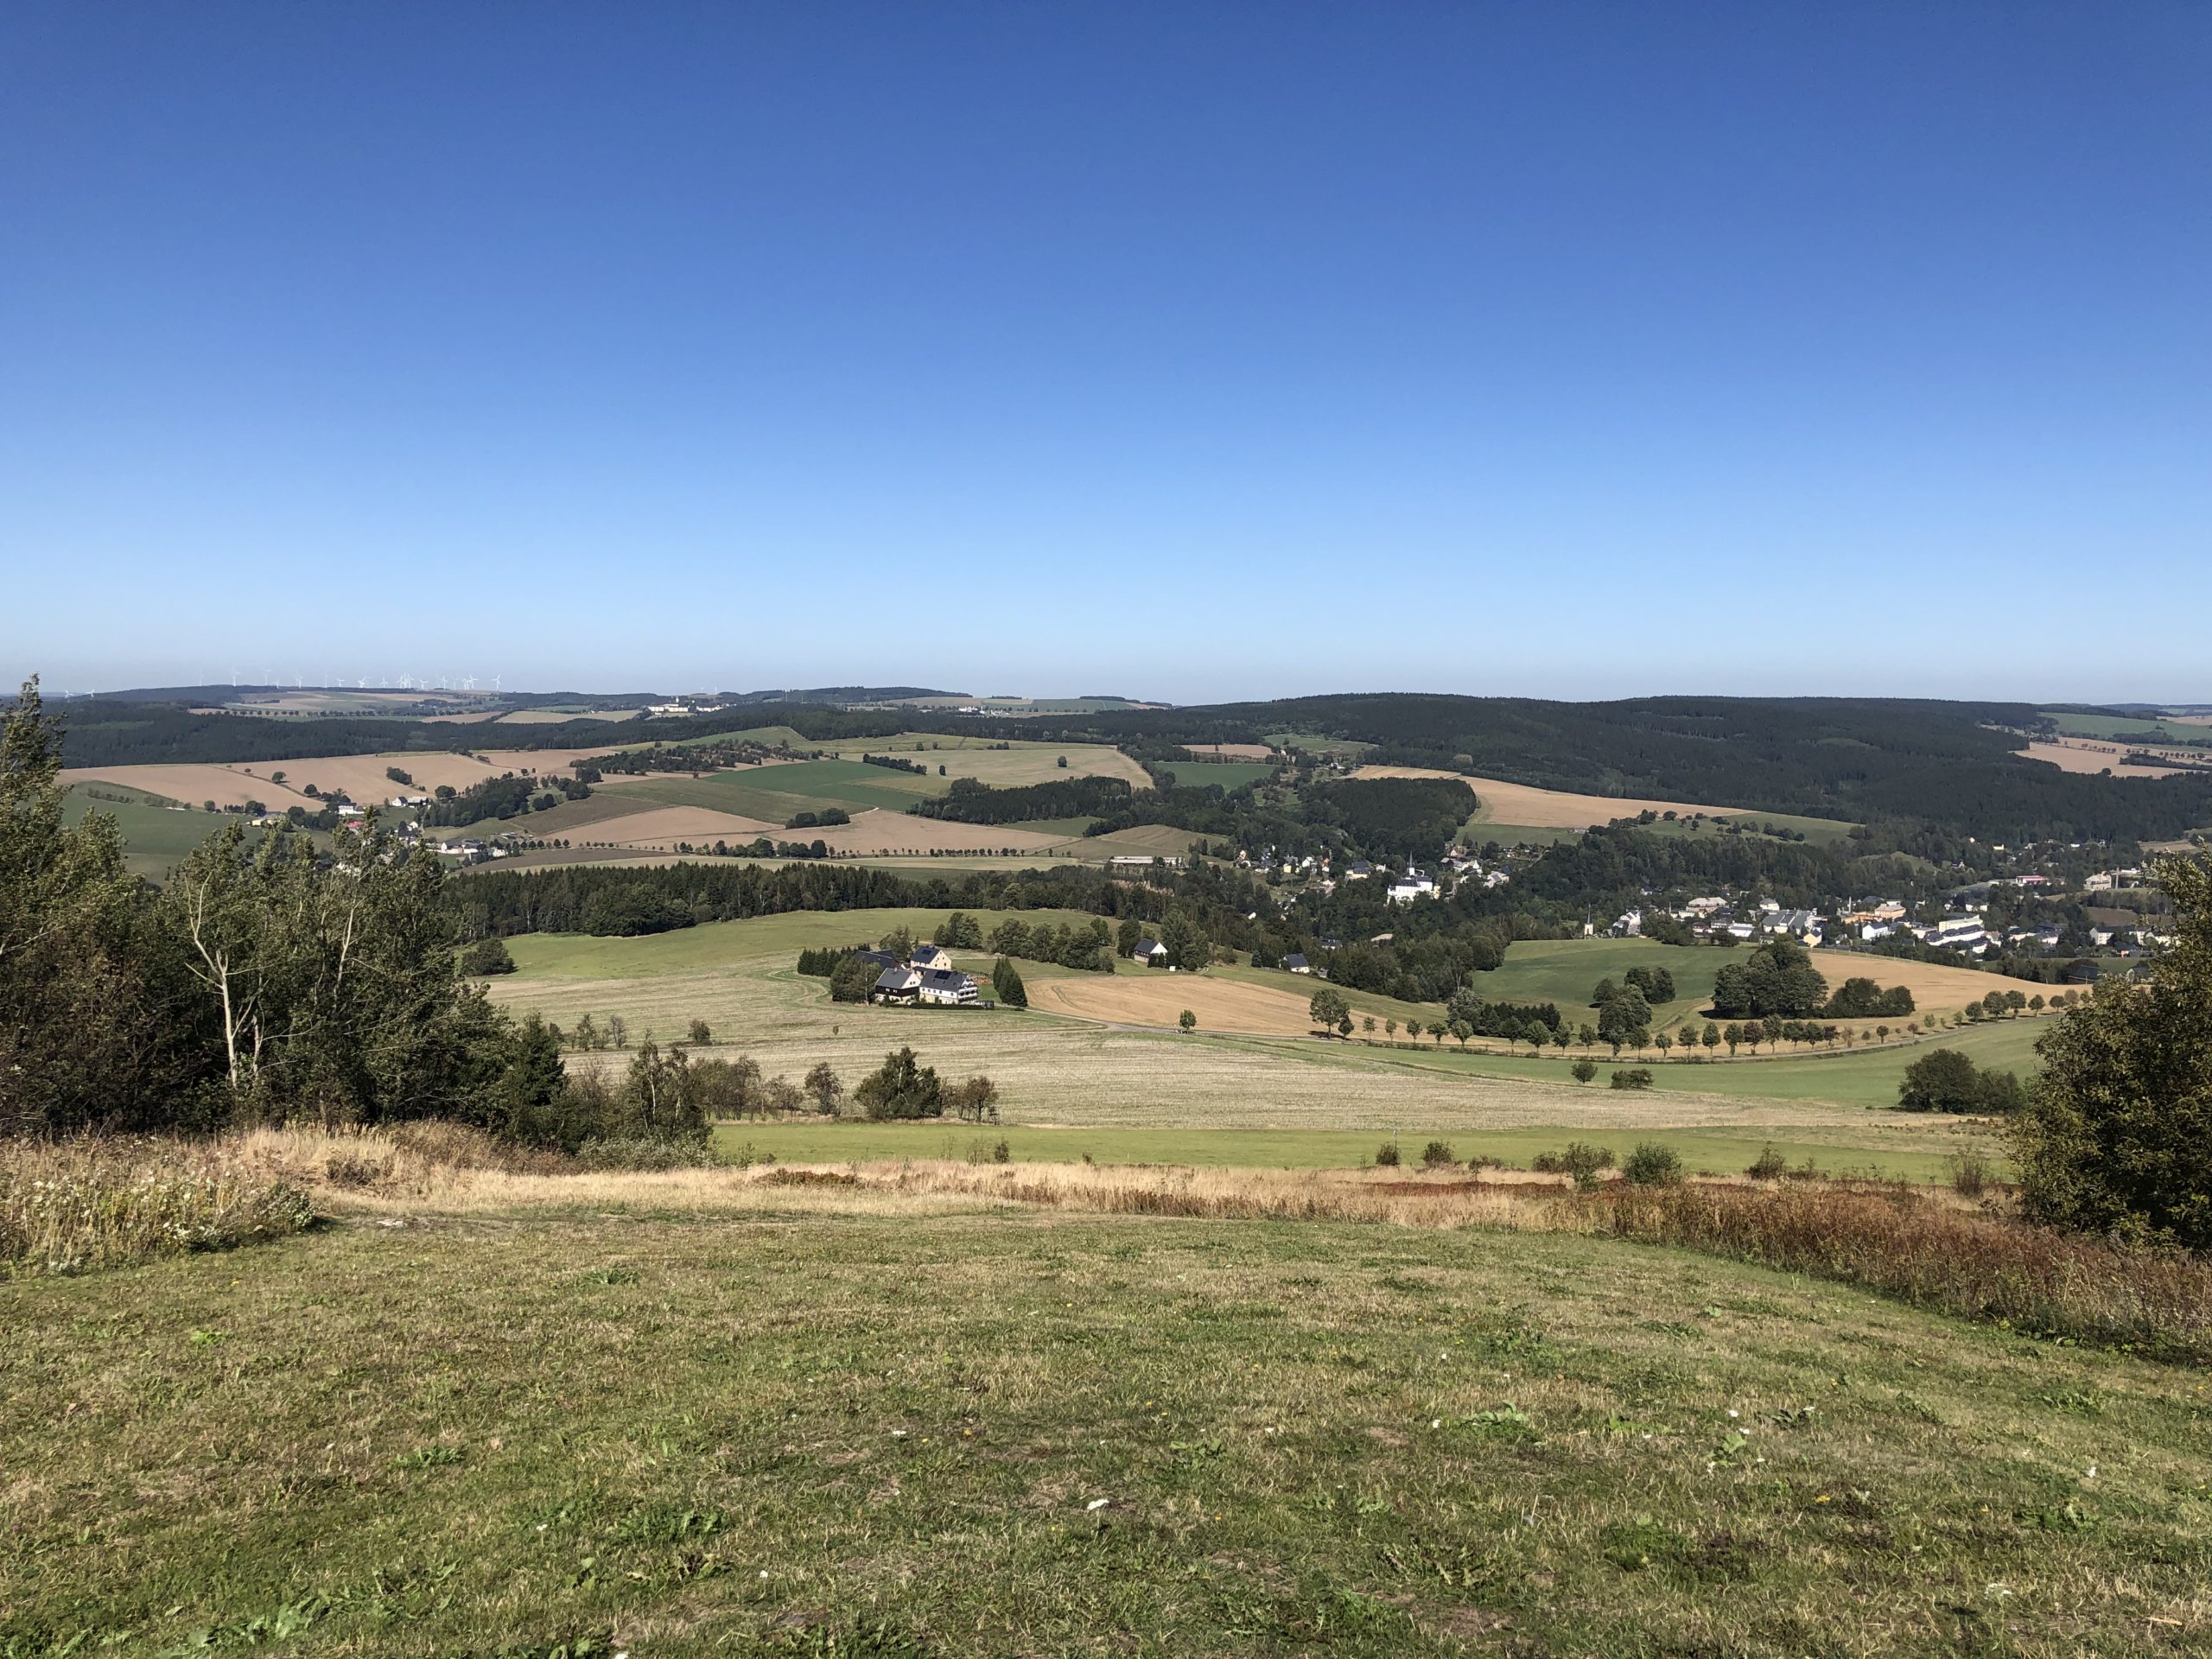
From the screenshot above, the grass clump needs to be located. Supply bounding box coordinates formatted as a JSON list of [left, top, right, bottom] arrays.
[[0, 1139, 314, 1281]]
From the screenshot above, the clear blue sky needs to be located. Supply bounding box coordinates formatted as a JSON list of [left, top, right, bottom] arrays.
[[3, 3, 2207, 703]]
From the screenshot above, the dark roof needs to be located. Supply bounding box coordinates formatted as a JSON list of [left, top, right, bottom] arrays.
[[855, 949, 898, 969], [874, 966, 919, 991], [919, 968, 972, 990], [1281, 953, 1309, 969], [1135, 938, 1165, 955]]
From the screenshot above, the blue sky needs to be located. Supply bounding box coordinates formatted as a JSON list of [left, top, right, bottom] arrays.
[[3, 3, 2207, 702]]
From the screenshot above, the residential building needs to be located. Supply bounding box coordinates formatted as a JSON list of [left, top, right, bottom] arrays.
[[909, 943, 954, 972], [870, 966, 922, 1004], [916, 968, 979, 1006], [1281, 953, 1312, 975], [1132, 938, 1168, 966], [1915, 914, 1991, 952]]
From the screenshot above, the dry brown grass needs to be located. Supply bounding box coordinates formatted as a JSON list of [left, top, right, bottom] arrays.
[[0, 1138, 314, 1279], [1805, 949, 2053, 1007], [1601, 1182, 2212, 1366], [41, 1125, 2205, 1367], [1350, 766, 1749, 829]]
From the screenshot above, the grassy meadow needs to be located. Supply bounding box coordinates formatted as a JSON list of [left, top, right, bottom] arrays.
[[7, 1194, 2207, 1656], [484, 912, 2028, 1179], [63, 787, 285, 879]]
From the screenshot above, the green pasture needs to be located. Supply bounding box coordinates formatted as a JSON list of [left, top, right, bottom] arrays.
[[10, 1205, 2201, 1654], [501, 906, 1107, 980], [1288, 1014, 2050, 1110], [63, 789, 270, 879], [2042, 709, 2212, 746], [1480, 937, 1720, 1027], [1262, 730, 1375, 754], [1160, 760, 1277, 791], [1685, 810, 1858, 846], [1459, 821, 1585, 848], [621, 758, 945, 820]]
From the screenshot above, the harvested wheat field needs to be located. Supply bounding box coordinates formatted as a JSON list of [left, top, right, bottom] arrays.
[[1031, 969, 1324, 1035], [806, 809, 1067, 855], [1044, 822, 1202, 858], [1807, 950, 2056, 1009], [57, 763, 312, 811], [570, 804, 781, 848], [61, 745, 639, 811], [2024, 740, 2196, 779], [1185, 741, 1274, 760]]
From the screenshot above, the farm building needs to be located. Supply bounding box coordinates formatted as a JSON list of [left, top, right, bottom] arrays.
[[871, 966, 923, 1004], [1132, 938, 1168, 966], [909, 944, 955, 972], [916, 968, 980, 1007], [1282, 953, 1312, 974]]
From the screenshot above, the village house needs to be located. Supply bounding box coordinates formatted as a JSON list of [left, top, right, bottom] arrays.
[[1915, 914, 1992, 953], [870, 965, 923, 1004], [1282, 952, 1312, 974], [908, 943, 955, 972], [1132, 938, 1169, 967], [916, 967, 980, 1006]]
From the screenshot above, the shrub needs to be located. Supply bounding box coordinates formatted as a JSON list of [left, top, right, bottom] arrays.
[[1535, 1142, 1615, 1188], [1949, 1147, 1994, 1198], [1623, 1142, 1683, 1185], [1570, 1058, 1598, 1084], [459, 938, 517, 976], [687, 1019, 712, 1046], [1374, 1141, 1401, 1167], [1746, 1144, 1789, 1181], [991, 1138, 1012, 1165], [1610, 1067, 1655, 1091], [1421, 1140, 1455, 1169]]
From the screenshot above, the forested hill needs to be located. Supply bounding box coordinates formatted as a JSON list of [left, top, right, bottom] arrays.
[[44, 683, 2212, 845], [1107, 695, 2212, 843]]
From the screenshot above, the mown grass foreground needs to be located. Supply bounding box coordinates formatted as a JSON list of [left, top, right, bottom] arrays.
[[6, 1198, 2209, 1655]]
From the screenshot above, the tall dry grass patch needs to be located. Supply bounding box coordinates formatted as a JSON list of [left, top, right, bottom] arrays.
[[0, 1138, 314, 1280], [1599, 1182, 2212, 1366]]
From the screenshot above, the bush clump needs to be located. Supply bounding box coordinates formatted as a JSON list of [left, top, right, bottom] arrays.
[[1622, 1141, 1683, 1186], [1421, 1140, 1456, 1169], [1374, 1141, 1401, 1167], [1746, 1144, 1789, 1181], [1610, 1067, 1655, 1091], [1534, 1142, 1616, 1188]]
